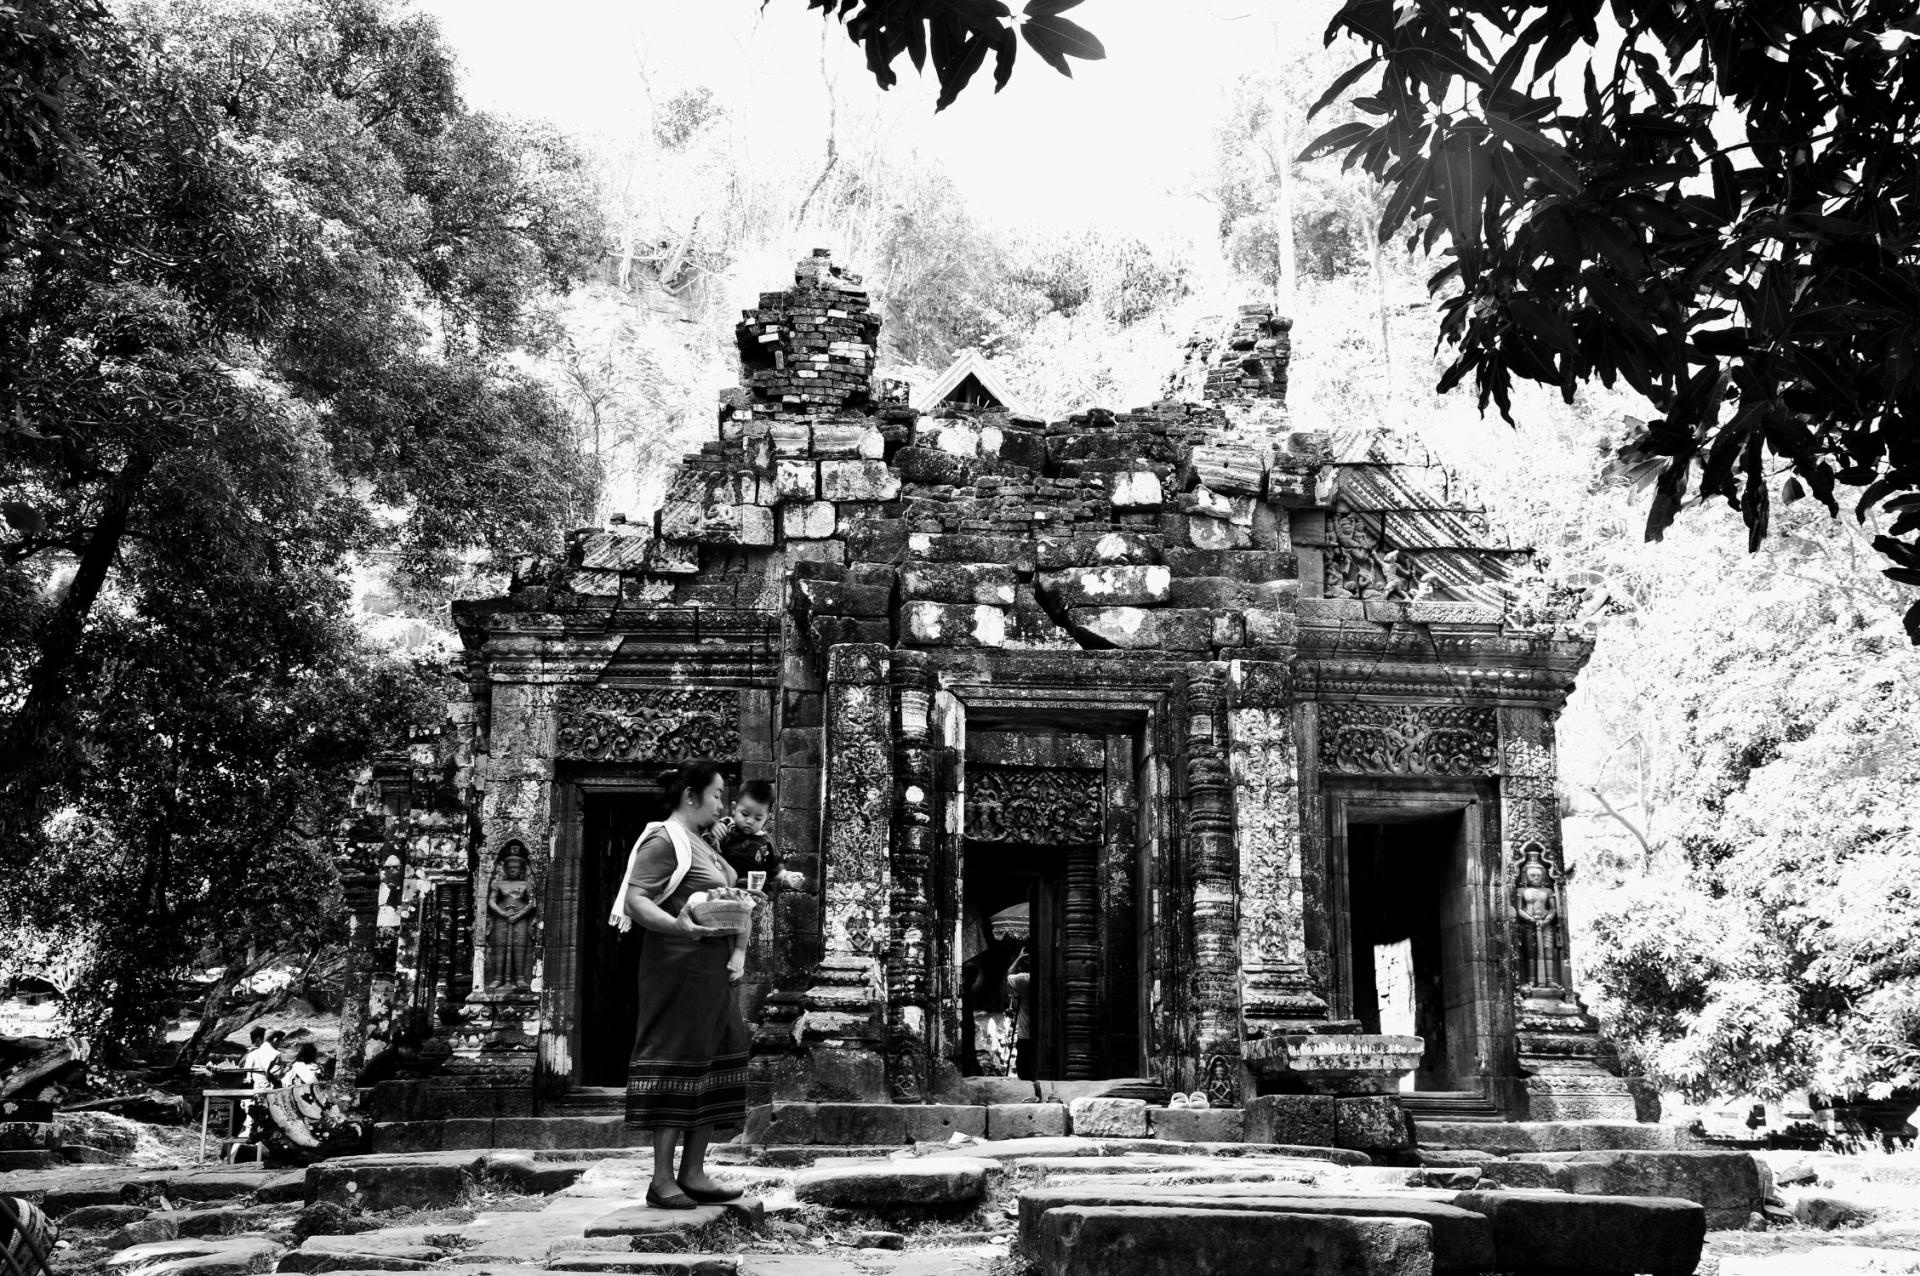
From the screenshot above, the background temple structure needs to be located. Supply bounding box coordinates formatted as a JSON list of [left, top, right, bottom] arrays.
[[336, 251, 1644, 1144]]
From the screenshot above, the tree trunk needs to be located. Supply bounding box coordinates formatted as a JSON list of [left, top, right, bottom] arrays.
[[1, 450, 153, 831], [1367, 183, 1394, 411], [1273, 95, 1297, 315]]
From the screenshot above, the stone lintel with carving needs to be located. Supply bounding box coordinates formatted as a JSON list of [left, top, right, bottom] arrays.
[[1242, 1032, 1423, 1093], [1318, 702, 1499, 777], [553, 686, 741, 764]]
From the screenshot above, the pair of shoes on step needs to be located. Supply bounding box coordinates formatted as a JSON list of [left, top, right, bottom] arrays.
[[1166, 1091, 1212, 1111], [645, 1180, 743, 1210]]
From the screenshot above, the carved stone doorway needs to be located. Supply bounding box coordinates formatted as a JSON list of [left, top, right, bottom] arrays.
[[1328, 787, 1507, 1105], [960, 844, 1068, 1080], [576, 791, 663, 1087]]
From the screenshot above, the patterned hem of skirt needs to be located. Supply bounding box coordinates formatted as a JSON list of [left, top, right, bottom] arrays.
[[625, 1051, 749, 1129]]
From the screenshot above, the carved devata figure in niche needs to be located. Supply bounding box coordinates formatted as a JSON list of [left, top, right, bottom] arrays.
[[1324, 497, 1432, 601], [1511, 843, 1565, 992], [485, 842, 538, 992]]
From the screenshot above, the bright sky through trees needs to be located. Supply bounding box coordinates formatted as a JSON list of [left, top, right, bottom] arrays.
[[417, 0, 1297, 237]]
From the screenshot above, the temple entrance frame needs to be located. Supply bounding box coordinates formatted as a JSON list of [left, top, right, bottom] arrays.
[[1322, 779, 1516, 1115], [940, 682, 1174, 1083]]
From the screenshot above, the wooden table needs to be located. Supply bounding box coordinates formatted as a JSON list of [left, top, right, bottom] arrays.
[[197, 1088, 257, 1163]]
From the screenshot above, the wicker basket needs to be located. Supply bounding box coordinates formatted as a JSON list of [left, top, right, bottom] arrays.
[[688, 897, 755, 934]]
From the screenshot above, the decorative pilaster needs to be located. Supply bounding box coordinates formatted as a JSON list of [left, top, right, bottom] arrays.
[[1181, 662, 1243, 1106], [792, 644, 890, 1080], [1499, 705, 1638, 1120], [886, 651, 934, 1100], [1226, 659, 1327, 1036]]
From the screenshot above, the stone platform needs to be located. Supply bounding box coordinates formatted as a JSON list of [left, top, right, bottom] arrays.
[[28, 1130, 1776, 1276]]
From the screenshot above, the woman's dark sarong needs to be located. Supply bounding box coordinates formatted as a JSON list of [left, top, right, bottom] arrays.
[[624, 829, 750, 1131]]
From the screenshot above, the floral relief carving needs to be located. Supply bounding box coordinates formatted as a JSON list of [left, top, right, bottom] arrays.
[[965, 766, 1102, 845], [1229, 705, 1299, 968], [554, 687, 739, 762], [1318, 703, 1497, 776]]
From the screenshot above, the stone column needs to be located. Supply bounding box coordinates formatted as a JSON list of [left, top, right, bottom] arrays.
[[1226, 659, 1328, 1038], [886, 651, 934, 1100], [455, 679, 557, 1092], [335, 860, 381, 1082], [791, 644, 891, 1100], [1499, 704, 1637, 1120], [1181, 661, 1243, 1106]]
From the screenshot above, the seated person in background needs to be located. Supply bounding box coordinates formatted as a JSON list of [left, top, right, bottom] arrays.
[[240, 1027, 278, 1093], [285, 1043, 322, 1088]]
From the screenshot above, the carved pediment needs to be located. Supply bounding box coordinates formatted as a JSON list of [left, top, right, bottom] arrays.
[[554, 686, 740, 763]]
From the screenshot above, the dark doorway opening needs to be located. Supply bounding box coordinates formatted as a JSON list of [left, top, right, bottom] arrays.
[[960, 844, 1066, 1080], [1346, 810, 1480, 1091], [578, 791, 665, 1087]]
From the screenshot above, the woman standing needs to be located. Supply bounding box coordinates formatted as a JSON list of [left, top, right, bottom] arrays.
[[619, 760, 750, 1209]]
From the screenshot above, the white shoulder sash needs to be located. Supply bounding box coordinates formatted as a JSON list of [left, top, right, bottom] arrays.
[[607, 820, 696, 926]]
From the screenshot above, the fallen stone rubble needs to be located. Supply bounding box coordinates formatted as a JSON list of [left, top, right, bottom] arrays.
[[11, 1133, 1768, 1276]]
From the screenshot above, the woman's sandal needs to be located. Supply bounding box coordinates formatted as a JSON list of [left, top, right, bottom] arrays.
[[676, 1180, 743, 1204], [645, 1186, 699, 1211]]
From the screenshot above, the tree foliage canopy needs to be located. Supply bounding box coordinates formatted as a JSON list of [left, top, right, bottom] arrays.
[[1302, 0, 1920, 639], [784, 0, 1105, 109], [0, 0, 602, 1043]]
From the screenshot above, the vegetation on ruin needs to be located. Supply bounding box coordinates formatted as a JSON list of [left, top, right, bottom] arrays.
[[0, 0, 602, 1044], [817, 0, 1920, 643]]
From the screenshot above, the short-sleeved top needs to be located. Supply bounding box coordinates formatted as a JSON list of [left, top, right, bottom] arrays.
[[628, 825, 737, 915]]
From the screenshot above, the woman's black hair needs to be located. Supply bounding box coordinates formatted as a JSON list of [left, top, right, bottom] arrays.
[[297, 1043, 319, 1063], [663, 760, 727, 810]]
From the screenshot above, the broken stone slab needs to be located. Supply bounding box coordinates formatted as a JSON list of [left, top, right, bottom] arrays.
[[1034, 1205, 1432, 1276], [1413, 1120, 1678, 1156], [547, 1256, 740, 1276], [107, 1217, 180, 1250], [920, 1136, 1366, 1166], [898, 1105, 986, 1142], [1245, 1095, 1334, 1147], [900, 600, 1006, 649], [820, 460, 900, 502], [791, 1157, 994, 1208], [1336, 1096, 1414, 1153], [277, 1252, 439, 1273], [295, 1234, 445, 1260], [1146, 1107, 1244, 1143], [1507, 1149, 1766, 1229], [1066, 1098, 1149, 1139], [581, 1198, 761, 1238], [986, 1104, 1068, 1140], [103, 1235, 285, 1276], [1015, 1156, 1324, 1189], [901, 562, 1017, 606], [152, 1206, 246, 1238], [17, 1167, 273, 1214], [305, 1154, 477, 1212], [1104, 470, 1165, 510], [1036, 566, 1170, 607], [60, 1204, 151, 1228], [1016, 1187, 1489, 1274], [1790, 1192, 1873, 1230], [1449, 1190, 1704, 1275]]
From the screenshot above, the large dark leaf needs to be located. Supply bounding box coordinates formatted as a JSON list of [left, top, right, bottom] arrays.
[[1018, 10, 1104, 78]]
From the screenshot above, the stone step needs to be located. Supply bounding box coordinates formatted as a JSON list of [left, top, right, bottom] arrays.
[[1032, 1205, 1432, 1276], [1411, 1120, 1679, 1156], [581, 1197, 762, 1239], [1010, 1155, 1328, 1187], [918, 1136, 1368, 1166], [1015, 1186, 1493, 1275], [790, 1157, 996, 1208], [1450, 1190, 1704, 1275], [1496, 1149, 1765, 1229], [547, 1255, 739, 1275]]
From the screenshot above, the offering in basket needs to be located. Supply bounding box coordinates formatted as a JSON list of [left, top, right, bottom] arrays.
[[686, 887, 756, 934]]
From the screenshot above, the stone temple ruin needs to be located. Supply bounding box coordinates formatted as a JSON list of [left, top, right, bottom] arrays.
[[337, 250, 1640, 1147]]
